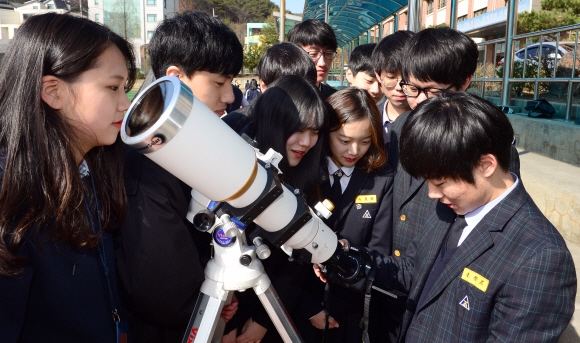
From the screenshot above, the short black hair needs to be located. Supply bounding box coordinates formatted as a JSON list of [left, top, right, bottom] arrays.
[[401, 27, 478, 87], [257, 42, 316, 86], [348, 43, 376, 77], [287, 19, 337, 52], [400, 92, 514, 184], [372, 30, 415, 76], [149, 11, 243, 79]]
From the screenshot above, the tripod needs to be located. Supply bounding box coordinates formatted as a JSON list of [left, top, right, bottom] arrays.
[[181, 210, 304, 343]]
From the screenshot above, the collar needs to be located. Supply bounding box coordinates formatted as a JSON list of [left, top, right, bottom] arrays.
[[327, 156, 355, 177], [464, 173, 520, 228], [382, 99, 393, 125], [79, 160, 90, 178]]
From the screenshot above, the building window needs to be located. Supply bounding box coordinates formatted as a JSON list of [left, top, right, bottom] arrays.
[[47, 4, 54, 8], [163, 0, 166, 8], [427, 0, 434, 14], [147, 0, 156, 5], [23, 13, 33, 19], [473, 8, 487, 16], [32, 5, 38, 8], [147, 14, 157, 22], [438, 0, 446, 9], [95, 13, 100, 21], [457, 14, 467, 22], [94, 0, 98, 5], [147, 30, 154, 39]]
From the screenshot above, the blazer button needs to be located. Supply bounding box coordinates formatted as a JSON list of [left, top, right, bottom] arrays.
[[400, 214, 406, 221], [394, 250, 401, 256]]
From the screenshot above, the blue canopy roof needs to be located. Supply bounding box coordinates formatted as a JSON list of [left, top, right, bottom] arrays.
[[303, 0, 408, 47]]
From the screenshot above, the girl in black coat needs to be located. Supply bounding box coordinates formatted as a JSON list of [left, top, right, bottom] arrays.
[[0, 13, 136, 343], [296, 87, 394, 343], [223, 75, 329, 343]]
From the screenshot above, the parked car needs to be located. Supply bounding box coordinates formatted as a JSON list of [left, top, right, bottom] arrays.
[[498, 42, 575, 68]]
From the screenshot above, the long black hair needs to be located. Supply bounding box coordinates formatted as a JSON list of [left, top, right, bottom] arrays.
[[0, 13, 136, 276], [247, 75, 328, 201]]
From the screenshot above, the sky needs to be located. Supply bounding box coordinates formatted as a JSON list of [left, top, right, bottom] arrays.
[[270, 0, 306, 14]]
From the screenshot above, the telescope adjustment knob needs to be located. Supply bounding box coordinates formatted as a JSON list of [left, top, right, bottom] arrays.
[[223, 221, 239, 238], [253, 237, 271, 260]]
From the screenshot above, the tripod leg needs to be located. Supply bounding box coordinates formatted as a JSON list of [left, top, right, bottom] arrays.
[[182, 290, 230, 343], [254, 283, 304, 343]]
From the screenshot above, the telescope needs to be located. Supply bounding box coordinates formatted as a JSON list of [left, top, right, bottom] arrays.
[[121, 76, 376, 343]]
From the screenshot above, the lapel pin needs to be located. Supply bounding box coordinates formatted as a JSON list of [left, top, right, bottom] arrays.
[[459, 295, 470, 310]]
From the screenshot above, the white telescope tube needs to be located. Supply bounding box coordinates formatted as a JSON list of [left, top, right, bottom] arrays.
[[121, 76, 337, 263]]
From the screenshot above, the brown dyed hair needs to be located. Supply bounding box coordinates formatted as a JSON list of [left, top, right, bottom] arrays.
[[326, 87, 386, 173]]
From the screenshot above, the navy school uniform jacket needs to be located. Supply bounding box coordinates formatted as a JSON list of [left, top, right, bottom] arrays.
[[373, 180, 576, 343], [296, 161, 394, 334], [0, 151, 122, 343]]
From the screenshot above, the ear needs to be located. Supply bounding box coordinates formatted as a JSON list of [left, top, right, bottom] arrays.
[[478, 154, 497, 178], [41, 75, 65, 110], [166, 66, 183, 78], [458, 75, 473, 91], [345, 68, 354, 83], [259, 79, 267, 92]]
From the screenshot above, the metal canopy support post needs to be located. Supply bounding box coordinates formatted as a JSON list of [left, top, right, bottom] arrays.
[[394, 14, 398, 32], [501, 0, 518, 106], [324, 0, 329, 23], [449, 0, 458, 29], [340, 47, 345, 87], [378, 22, 383, 40], [407, 0, 421, 32], [279, 0, 285, 42]]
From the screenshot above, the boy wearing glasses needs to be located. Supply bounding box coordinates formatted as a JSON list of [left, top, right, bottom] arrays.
[[345, 43, 384, 103], [288, 19, 338, 99], [371, 30, 415, 150]]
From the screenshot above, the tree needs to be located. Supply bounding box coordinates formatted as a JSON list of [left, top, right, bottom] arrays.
[[106, 0, 140, 39], [517, 0, 580, 34], [258, 18, 279, 54], [244, 45, 261, 74]]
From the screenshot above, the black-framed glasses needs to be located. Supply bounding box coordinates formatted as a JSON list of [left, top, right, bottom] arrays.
[[380, 76, 402, 89], [400, 82, 455, 98], [307, 50, 337, 61]]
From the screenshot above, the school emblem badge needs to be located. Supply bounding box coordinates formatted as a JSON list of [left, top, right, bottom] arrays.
[[459, 295, 470, 310]]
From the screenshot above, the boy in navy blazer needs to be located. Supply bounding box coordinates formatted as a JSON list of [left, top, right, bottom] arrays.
[[349, 92, 576, 342]]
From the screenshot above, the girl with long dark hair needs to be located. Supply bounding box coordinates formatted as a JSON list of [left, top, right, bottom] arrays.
[[224, 75, 329, 343], [0, 13, 136, 342]]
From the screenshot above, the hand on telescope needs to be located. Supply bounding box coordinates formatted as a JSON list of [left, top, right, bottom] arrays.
[[220, 294, 239, 322], [310, 310, 339, 330], [313, 238, 351, 283], [235, 318, 267, 343]]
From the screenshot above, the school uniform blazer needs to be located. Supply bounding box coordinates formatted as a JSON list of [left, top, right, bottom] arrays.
[[303, 163, 394, 320], [388, 110, 522, 258], [374, 181, 577, 343]]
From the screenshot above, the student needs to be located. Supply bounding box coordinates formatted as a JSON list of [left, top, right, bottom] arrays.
[[382, 27, 521, 343], [223, 41, 316, 134], [320, 92, 577, 342], [345, 44, 384, 103], [296, 87, 392, 343], [225, 75, 328, 343], [0, 13, 136, 342], [371, 31, 415, 149], [288, 19, 338, 99], [245, 79, 261, 104], [116, 10, 243, 343]]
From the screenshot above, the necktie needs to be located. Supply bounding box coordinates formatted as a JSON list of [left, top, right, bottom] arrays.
[[331, 169, 343, 206], [446, 215, 467, 251]]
